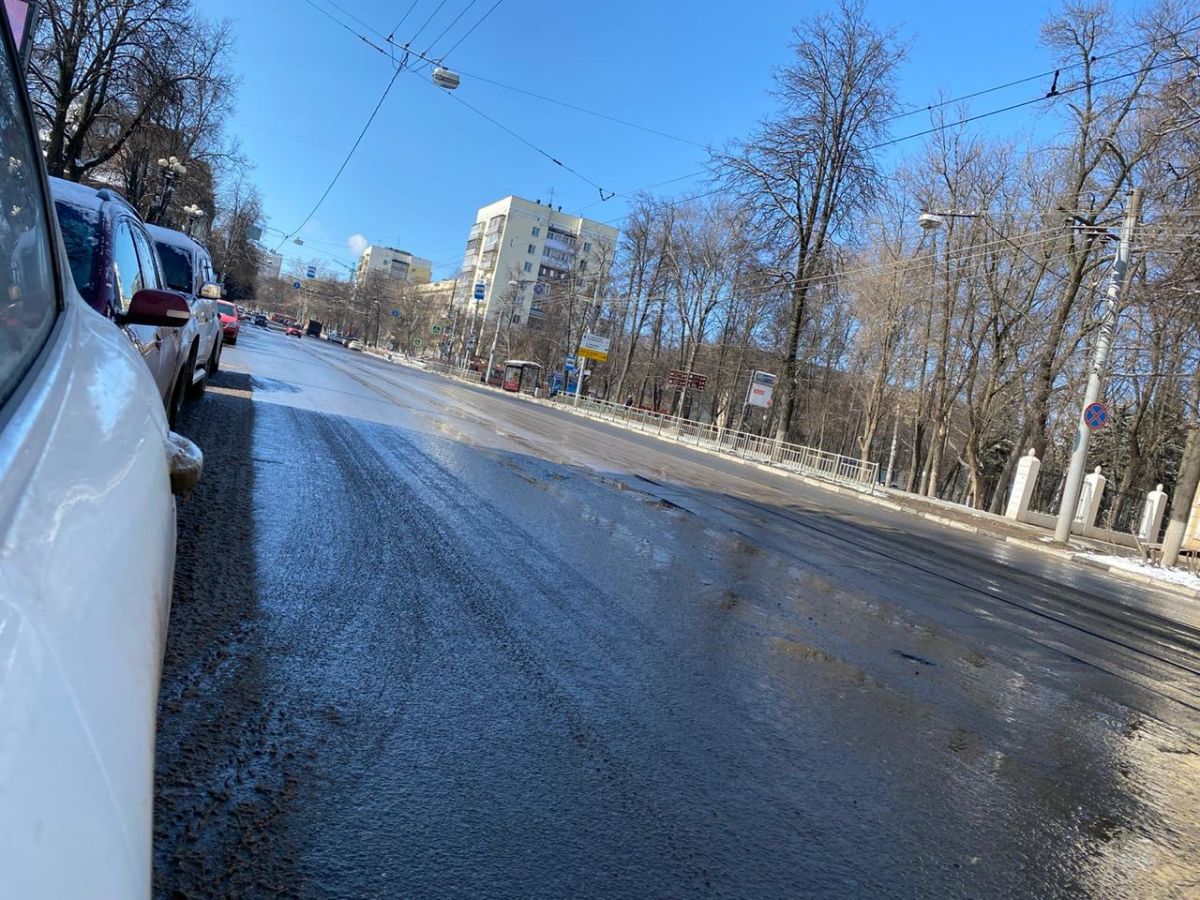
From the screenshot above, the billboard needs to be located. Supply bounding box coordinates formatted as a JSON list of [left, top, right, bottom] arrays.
[[747, 370, 777, 408]]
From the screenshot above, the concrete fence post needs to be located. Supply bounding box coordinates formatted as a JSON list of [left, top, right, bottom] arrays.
[[1074, 466, 1106, 528], [1005, 448, 1041, 521], [1139, 483, 1168, 542]]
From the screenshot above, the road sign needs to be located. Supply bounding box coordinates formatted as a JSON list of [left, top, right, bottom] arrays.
[[577, 332, 611, 362], [747, 370, 777, 408], [413, 337, 423, 347], [292, 281, 301, 290], [474, 282, 485, 300], [431, 324, 443, 335], [533, 282, 547, 296], [305, 266, 316, 279], [667, 369, 708, 390], [390, 308, 400, 317], [1084, 401, 1109, 430]]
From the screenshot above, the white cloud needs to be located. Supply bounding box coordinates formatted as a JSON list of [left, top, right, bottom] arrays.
[[347, 233, 369, 256]]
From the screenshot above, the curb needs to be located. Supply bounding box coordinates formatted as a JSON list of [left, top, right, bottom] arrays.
[[1069, 553, 1200, 601]]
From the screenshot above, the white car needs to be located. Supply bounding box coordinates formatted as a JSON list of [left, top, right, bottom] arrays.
[[0, 25, 199, 899], [146, 223, 224, 399]]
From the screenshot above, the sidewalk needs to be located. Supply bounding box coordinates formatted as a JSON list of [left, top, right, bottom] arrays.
[[397, 352, 1200, 602]]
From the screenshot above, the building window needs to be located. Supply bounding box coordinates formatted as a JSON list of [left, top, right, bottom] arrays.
[[527, 243, 536, 254], [531, 226, 541, 237], [578, 260, 588, 273], [582, 241, 591, 253], [523, 261, 532, 273]]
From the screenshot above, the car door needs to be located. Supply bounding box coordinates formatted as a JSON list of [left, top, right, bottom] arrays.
[[0, 18, 178, 896], [113, 217, 180, 403], [131, 223, 186, 389]]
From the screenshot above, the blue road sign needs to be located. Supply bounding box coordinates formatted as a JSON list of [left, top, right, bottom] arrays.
[[473, 282, 485, 300], [1084, 401, 1109, 430], [306, 266, 316, 279], [292, 280, 301, 290], [390, 309, 400, 317]]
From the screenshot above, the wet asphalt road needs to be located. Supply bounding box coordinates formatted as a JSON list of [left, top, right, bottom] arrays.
[[156, 326, 1200, 899]]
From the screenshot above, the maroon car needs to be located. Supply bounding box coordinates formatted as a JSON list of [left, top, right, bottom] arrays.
[[50, 178, 192, 425]]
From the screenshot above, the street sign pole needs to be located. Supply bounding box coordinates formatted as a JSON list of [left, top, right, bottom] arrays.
[[1054, 188, 1141, 543]]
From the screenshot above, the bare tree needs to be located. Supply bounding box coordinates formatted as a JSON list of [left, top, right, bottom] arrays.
[[716, 0, 904, 444]]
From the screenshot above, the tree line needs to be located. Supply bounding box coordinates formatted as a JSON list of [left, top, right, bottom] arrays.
[[28, 0, 264, 298], [547, 0, 1200, 549]]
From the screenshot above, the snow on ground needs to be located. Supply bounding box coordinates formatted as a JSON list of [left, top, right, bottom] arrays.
[[1085, 554, 1200, 591]]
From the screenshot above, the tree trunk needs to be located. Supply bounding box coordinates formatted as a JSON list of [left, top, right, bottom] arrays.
[[1162, 426, 1200, 567]]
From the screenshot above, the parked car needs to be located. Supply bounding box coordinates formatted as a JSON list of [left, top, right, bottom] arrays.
[[254, 313, 268, 326], [146, 223, 223, 400], [50, 178, 191, 426], [347, 339, 363, 351], [217, 299, 240, 345], [0, 21, 200, 898], [328, 331, 345, 345], [286, 324, 302, 337]]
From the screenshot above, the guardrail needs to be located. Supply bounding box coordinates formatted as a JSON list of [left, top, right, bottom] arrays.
[[551, 394, 878, 489]]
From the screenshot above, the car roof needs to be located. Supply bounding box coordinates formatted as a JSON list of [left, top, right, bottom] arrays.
[[48, 176, 138, 218], [145, 223, 209, 259]]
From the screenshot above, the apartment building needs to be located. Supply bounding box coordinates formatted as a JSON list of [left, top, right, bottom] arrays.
[[355, 245, 433, 286], [257, 249, 284, 282], [457, 196, 619, 326]]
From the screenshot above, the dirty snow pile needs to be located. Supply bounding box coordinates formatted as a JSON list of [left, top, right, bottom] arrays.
[[1086, 554, 1200, 591]]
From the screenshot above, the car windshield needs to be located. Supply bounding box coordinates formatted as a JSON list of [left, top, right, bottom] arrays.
[[53, 201, 101, 307], [155, 242, 193, 293], [217, 301, 237, 317]]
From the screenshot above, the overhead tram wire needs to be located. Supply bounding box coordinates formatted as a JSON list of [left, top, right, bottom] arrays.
[[421, 0, 483, 59], [407, 0, 452, 47], [884, 19, 1200, 124], [589, 52, 1193, 227], [273, 65, 404, 253], [300, 0, 1188, 255], [387, 1, 422, 40], [434, 0, 508, 60]]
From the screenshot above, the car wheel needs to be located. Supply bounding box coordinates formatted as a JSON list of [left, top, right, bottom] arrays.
[[185, 347, 205, 401], [208, 339, 222, 376], [228, 336, 237, 346]]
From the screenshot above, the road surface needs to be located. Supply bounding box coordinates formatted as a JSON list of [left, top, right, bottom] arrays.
[[155, 325, 1200, 899]]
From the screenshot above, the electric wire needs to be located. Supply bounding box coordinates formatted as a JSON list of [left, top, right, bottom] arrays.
[[273, 65, 404, 252]]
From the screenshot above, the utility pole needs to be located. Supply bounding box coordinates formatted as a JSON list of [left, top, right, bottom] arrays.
[[1054, 188, 1142, 543]]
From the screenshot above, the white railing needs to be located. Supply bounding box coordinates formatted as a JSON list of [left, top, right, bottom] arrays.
[[551, 394, 878, 489]]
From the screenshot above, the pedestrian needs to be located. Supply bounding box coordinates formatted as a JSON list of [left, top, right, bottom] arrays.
[[624, 393, 634, 407]]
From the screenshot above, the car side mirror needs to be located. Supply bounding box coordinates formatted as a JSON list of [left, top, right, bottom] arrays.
[[199, 282, 222, 300], [123, 289, 191, 328]]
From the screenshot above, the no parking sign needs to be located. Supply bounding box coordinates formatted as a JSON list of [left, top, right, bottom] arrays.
[[1084, 402, 1109, 430]]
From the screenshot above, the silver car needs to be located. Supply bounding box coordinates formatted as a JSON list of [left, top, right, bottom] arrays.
[[147, 223, 224, 400]]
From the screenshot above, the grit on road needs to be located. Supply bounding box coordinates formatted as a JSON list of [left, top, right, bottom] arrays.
[[155, 325, 1200, 899]]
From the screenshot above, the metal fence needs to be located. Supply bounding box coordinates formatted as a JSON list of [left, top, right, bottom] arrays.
[[551, 395, 878, 489]]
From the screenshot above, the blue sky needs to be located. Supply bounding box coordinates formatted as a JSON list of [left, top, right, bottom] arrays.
[[200, 0, 1139, 280]]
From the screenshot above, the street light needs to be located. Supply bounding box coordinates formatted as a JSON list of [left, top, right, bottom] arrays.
[[182, 204, 205, 237], [154, 155, 187, 225], [483, 279, 526, 386]]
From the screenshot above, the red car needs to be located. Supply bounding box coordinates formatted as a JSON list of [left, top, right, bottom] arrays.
[[285, 325, 302, 337], [216, 299, 239, 345]]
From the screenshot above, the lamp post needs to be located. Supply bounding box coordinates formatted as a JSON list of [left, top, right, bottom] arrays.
[[182, 204, 205, 237], [1053, 188, 1142, 543], [484, 279, 526, 386], [154, 155, 187, 225]]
